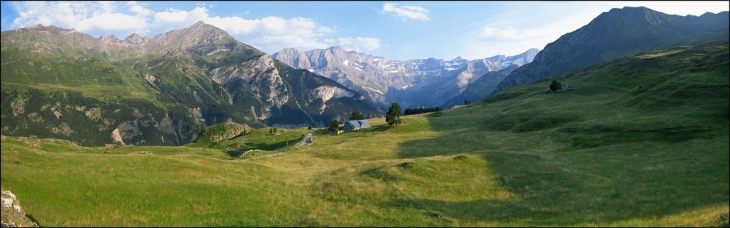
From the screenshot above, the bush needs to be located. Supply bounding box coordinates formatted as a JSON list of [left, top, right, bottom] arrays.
[[550, 80, 562, 92]]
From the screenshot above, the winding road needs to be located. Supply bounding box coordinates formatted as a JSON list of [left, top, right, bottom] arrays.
[[296, 130, 315, 148]]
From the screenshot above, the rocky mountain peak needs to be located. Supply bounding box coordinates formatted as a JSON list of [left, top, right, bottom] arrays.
[[273, 48, 311, 69], [124, 33, 144, 44], [594, 6, 673, 27], [184, 21, 222, 34], [100, 34, 120, 43], [327, 46, 346, 52], [190, 21, 208, 29]]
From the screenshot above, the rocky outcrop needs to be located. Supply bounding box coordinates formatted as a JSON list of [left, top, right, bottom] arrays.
[[1, 190, 39, 227], [207, 123, 250, 143], [312, 86, 354, 103], [209, 54, 290, 107]]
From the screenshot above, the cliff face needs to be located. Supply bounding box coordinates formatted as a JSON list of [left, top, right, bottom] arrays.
[[1, 21, 382, 146], [492, 7, 729, 95], [274, 47, 539, 108]]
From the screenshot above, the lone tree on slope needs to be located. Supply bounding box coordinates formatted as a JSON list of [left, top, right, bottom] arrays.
[[386, 103, 402, 127], [549, 80, 562, 93]]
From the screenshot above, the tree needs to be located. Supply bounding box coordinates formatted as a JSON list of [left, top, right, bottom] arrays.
[[350, 111, 366, 120], [308, 125, 312, 130], [550, 80, 562, 92], [269, 128, 273, 135], [386, 103, 402, 127], [328, 119, 340, 131]]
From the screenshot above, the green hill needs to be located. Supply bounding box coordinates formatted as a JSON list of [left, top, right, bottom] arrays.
[[0, 41, 727, 226], [494, 7, 729, 95]]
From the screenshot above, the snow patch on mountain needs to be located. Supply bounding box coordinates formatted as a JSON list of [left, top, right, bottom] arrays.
[[499, 60, 513, 68]]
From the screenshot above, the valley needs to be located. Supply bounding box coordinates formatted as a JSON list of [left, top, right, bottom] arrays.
[[2, 41, 728, 226]]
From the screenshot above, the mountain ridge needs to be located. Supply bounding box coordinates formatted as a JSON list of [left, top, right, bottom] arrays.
[[274, 46, 539, 108], [492, 6, 730, 95], [1, 21, 383, 146]]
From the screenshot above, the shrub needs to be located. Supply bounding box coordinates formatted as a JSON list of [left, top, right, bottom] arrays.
[[550, 80, 562, 92]]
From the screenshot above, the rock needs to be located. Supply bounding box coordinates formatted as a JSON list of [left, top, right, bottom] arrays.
[[1, 190, 39, 227], [562, 84, 573, 92]]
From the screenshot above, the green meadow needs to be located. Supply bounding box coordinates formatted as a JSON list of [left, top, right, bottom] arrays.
[[1, 42, 728, 226]]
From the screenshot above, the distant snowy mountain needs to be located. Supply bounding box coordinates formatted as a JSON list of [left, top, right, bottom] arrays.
[[274, 47, 539, 108]]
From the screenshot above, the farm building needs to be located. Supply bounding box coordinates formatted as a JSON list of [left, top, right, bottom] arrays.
[[343, 120, 371, 132]]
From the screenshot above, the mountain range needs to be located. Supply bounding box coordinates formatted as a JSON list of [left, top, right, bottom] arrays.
[[274, 46, 539, 109], [1, 22, 382, 146], [1, 6, 728, 147]]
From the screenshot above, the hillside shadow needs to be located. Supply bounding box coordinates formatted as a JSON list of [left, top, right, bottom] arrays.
[[225, 150, 245, 158], [223, 138, 300, 158], [387, 111, 728, 226]]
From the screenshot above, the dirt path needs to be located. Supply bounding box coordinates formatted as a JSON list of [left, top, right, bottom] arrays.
[[296, 130, 315, 148]]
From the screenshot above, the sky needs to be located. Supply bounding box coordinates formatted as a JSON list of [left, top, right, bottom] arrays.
[[1, 1, 728, 61]]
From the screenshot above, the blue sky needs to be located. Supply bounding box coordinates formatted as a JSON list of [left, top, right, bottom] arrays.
[[1, 1, 728, 60]]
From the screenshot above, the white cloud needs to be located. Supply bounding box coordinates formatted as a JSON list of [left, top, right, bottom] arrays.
[[463, 2, 607, 58], [10, 1, 149, 36], [257, 35, 330, 51], [381, 3, 429, 21], [127, 1, 153, 17], [480, 26, 526, 40], [6, 2, 377, 54], [204, 15, 336, 51], [151, 7, 209, 31], [338, 37, 381, 52], [76, 13, 147, 35]]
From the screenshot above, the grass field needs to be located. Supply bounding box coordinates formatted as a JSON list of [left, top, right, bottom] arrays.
[[1, 43, 728, 226]]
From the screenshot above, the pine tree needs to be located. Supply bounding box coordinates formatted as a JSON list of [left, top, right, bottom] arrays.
[[386, 103, 402, 127], [328, 120, 340, 131]]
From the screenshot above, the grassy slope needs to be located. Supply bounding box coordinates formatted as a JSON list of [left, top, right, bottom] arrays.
[[0, 46, 161, 105], [0, 42, 728, 226]]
